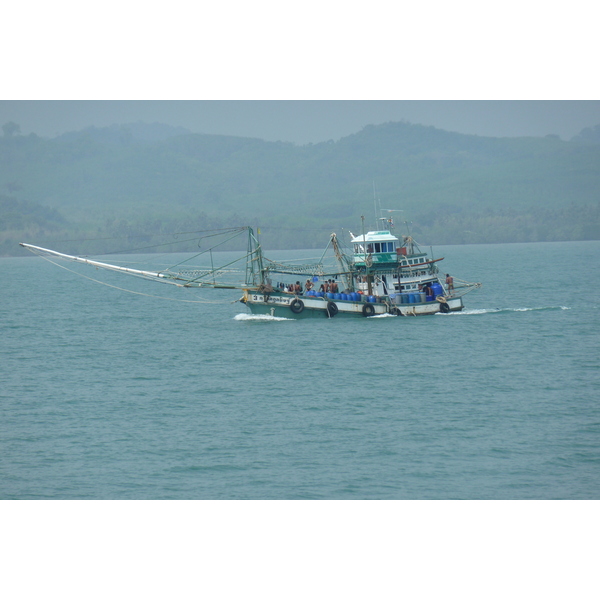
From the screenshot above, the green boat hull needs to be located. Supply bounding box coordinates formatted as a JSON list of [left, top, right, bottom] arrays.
[[241, 291, 463, 319]]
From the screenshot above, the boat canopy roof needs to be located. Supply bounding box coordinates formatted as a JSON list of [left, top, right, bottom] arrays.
[[350, 230, 399, 244]]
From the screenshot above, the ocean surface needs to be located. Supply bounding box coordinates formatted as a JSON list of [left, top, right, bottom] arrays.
[[1, 240, 599, 499]]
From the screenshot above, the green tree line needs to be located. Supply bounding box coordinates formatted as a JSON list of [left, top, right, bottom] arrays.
[[1, 120, 599, 256]]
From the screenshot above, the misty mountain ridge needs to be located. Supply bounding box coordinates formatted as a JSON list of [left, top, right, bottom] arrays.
[[1, 119, 599, 255], [53, 121, 192, 145], [48, 119, 600, 147], [571, 124, 600, 145]]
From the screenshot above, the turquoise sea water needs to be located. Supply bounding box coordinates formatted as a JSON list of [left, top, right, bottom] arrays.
[[1, 241, 599, 499]]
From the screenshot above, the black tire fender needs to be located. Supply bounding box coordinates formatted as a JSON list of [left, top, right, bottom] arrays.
[[439, 302, 450, 313], [290, 298, 304, 314], [326, 301, 339, 317], [362, 303, 375, 317]]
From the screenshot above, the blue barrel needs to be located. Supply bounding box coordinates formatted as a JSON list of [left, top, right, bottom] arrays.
[[426, 295, 434, 302], [335, 293, 341, 300], [410, 294, 417, 303], [316, 291, 324, 297], [354, 292, 360, 301], [432, 283, 443, 297], [327, 292, 334, 299], [342, 293, 348, 301]]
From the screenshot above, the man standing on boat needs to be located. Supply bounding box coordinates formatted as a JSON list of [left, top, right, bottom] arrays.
[[446, 274, 454, 293]]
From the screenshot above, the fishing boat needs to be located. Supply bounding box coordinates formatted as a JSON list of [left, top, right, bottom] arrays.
[[241, 218, 481, 318], [20, 216, 480, 318]]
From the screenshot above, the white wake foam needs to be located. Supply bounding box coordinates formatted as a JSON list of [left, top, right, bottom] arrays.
[[454, 306, 571, 315], [234, 313, 292, 322]]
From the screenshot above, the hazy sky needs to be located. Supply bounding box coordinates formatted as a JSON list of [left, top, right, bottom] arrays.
[[2, 101, 600, 144], [3, 4, 598, 144]]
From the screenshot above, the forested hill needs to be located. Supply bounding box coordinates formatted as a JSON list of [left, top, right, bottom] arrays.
[[1, 120, 599, 256]]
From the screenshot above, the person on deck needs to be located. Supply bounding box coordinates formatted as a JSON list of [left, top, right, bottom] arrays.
[[445, 274, 454, 292]]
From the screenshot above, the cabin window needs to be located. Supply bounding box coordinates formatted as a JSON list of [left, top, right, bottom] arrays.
[[367, 244, 374, 253], [375, 243, 381, 253]]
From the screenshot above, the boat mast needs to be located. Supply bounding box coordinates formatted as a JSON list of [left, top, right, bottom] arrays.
[[373, 181, 378, 227], [245, 227, 265, 287], [330, 233, 353, 292], [362, 215, 373, 296]]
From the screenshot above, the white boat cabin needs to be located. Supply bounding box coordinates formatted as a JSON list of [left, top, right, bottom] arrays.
[[350, 230, 399, 265], [349, 230, 445, 299]]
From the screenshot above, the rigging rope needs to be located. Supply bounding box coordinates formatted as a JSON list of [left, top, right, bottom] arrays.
[[35, 255, 232, 305]]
